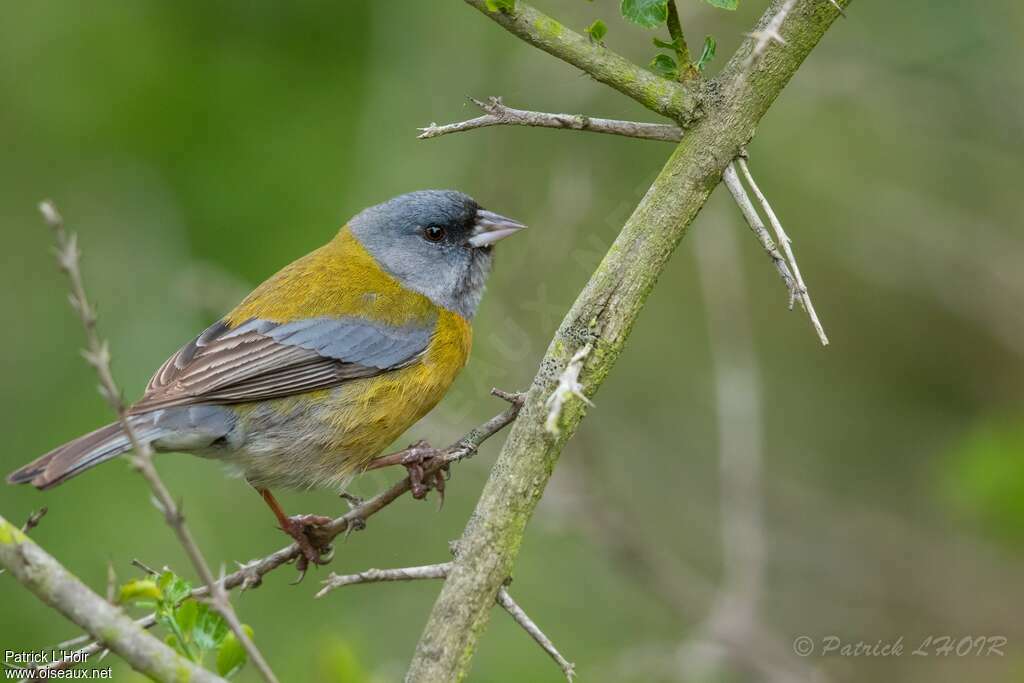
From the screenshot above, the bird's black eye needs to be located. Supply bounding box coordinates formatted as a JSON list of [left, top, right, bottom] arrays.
[[423, 225, 446, 242]]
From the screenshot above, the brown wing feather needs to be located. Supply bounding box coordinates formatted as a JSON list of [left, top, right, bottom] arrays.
[[130, 318, 418, 413]]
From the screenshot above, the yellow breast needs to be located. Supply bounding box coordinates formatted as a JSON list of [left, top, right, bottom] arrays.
[[226, 226, 473, 473]]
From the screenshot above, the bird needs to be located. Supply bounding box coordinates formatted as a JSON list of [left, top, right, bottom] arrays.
[[7, 190, 525, 569]]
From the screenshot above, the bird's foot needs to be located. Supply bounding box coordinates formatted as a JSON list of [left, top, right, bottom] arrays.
[[402, 439, 448, 503], [279, 514, 334, 581]]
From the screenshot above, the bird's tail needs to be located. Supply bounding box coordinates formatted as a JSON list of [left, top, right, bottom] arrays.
[[7, 416, 163, 490]]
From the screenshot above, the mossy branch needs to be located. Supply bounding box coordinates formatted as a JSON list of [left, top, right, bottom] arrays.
[[463, 0, 701, 124], [0, 516, 226, 682], [406, 0, 848, 680]]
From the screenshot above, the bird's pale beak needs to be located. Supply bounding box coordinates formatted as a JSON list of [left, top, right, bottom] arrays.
[[468, 209, 526, 248]]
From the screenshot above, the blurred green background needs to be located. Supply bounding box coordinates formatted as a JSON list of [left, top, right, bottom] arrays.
[[2, 1, 1022, 681]]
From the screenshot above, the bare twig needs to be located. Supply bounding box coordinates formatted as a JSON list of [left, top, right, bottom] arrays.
[[316, 562, 452, 596], [721, 165, 798, 301], [419, 97, 682, 142], [38, 200, 279, 683], [22, 507, 48, 533], [737, 156, 828, 345], [316, 562, 575, 681], [496, 586, 576, 681]]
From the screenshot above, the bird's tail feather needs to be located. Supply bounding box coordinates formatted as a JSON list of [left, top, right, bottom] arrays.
[[7, 416, 162, 490]]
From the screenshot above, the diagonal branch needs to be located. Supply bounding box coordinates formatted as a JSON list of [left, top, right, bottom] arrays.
[[39, 201, 279, 683], [463, 0, 700, 123], [316, 562, 575, 681], [419, 97, 683, 142], [0, 516, 226, 683], [407, 1, 848, 680]]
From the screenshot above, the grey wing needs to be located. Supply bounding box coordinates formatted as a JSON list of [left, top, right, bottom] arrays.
[[130, 316, 434, 413]]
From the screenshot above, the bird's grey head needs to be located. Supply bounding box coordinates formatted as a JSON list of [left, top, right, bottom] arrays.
[[348, 190, 525, 318]]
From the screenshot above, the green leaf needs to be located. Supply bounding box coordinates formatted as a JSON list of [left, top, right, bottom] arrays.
[[484, 0, 515, 12], [649, 53, 678, 79], [157, 570, 193, 606], [174, 599, 199, 636], [703, 0, 739, 9], [695, 34, 717, 71], [118, 578, 162, 604], [192, 604, 230, 652], [652, 36, 680, 51], [620, 0, 668, 28], [217, 625, 254, 678], [585, 19, 607, 43]]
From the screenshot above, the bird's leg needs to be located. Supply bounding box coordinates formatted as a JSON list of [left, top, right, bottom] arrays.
[[254, 487, 333, 578], [365, 439, 448, 502]]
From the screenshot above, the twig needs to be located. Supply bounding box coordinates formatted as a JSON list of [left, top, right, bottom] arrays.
[[315, 562, 452, 596], [737, 156, 828, 345], [496, 586, 576, 681], [418, 97, 682, 142], [463, 0, 698, 123], [38, 201, 279, 683], [22, 507, 47, 533], [665, 0, 697, 81], [316, 562, 575, 681], [721, 165, 798, 303], [0, 508, 47, 577], [0, 516, 225, 683]]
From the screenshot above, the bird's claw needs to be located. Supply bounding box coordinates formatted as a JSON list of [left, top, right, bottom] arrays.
[[402, 440, 448, 504], [279, 513, 333, 583]]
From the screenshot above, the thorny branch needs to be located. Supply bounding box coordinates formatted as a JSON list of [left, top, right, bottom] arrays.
[[316, 562, 575, 681], [39, 200, 279, 683], [424, 104, 826, 345], [737, 155, 828, 345], [747, 0, 845, 67], [418, 97, 683, 143], [722, 164, 829, 345], [408, 0, 848, 679]]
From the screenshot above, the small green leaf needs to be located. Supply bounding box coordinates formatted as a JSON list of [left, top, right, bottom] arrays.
[[192, 604, 230, 652], [217, 625, 254, 678], [649, 53, 679, 79], [118, 578, 162, 604], [174, 599, 199, 636], [157, 570, 193, 605], [484, 0, 515, 12], [652, 36, 680, 51], [703, 0, 739, 9], [695, 34, 717, 71], [585, 19, 607, 43], [620, 0, 669, 28]]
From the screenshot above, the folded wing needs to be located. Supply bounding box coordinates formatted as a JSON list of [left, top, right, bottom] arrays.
[[131, 316, 433, 413]]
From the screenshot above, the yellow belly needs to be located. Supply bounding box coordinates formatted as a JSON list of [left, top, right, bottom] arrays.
[[218, 225, 473, 489]]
